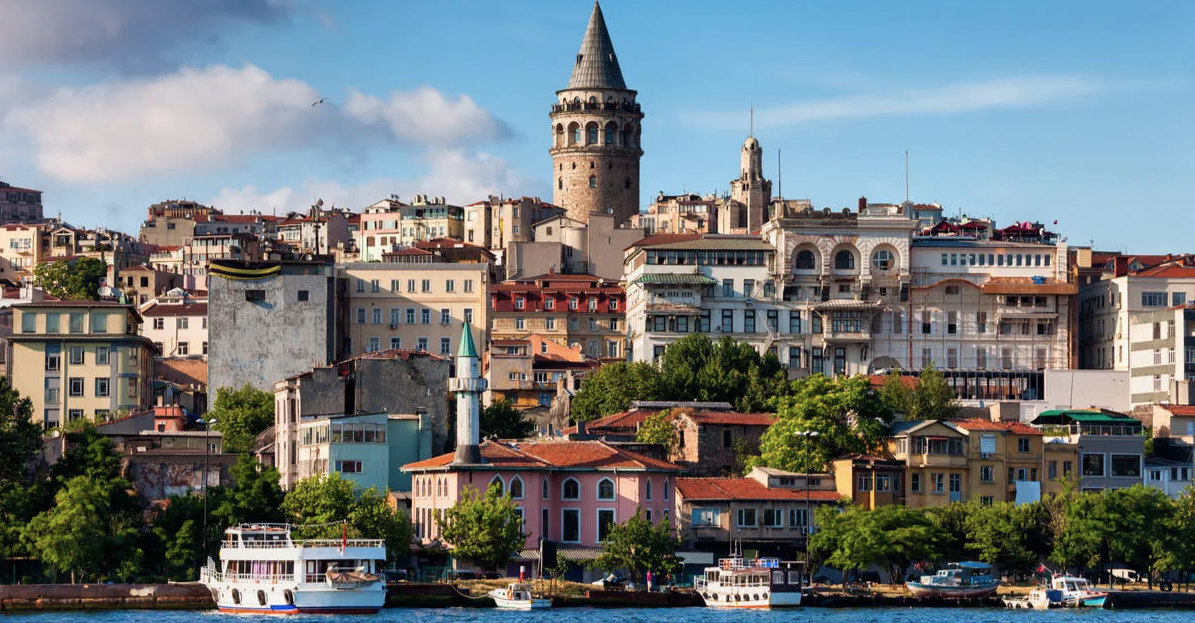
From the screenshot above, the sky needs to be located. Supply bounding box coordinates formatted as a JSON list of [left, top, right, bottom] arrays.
[[0, 0, 1192, 253]]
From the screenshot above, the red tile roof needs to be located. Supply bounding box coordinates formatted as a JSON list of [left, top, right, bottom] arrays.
[[866, 374, 917, 390], [950, 418, 1041, 435], [403, 439, 684, 472], [676, 477, 843, 502], [1133, 265, 1195, 279], [684, 412, 776, 426], [142, 302, 208, 317], [1159, 405, 1195, 416]]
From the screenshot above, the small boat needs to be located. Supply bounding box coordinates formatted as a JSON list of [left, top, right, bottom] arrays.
[[198, 523, 386, 614], [1050, 575, 1107, 608], [1003, 587, 1060, 610], [694, 555, 803, 609], [907, 561, 1000, 598], [488, 582, 551, 610]]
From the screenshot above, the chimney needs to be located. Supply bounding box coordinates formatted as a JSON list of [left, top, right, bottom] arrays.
[[858, 196, 867, 211], [576, 420, 587, 436]]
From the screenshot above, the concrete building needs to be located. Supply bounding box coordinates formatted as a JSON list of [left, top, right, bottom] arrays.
[[490, 271, 625, 362], [633, 193, 717, 236], [207, 259, 337, 392], [1143, 456, 1192, 498], [485, 334, 598, 422], [462, 195, 564, 252], [0, 180, 44, 225], [117, 264, 184, 305], [8, 301, 156, 428], [1031, 409, 1146, 492], [886, 420, 969, 507], [337, 261, 488, 358], [139, 290, 208, 358], [138, 200, 216, 247], [830, 454, 906, 510], [0, 223, 45, 282], [510, 212, 644, 281], [675, 467, 842, 558], [549, 2, 643, 226], [273, 350, 450, 490], [276, 210, 351, 256], [295, 411, 431, 493], [1078, 256, 1195, 406], [952, 419, 1045, 505], [396, 196, 463, 245]]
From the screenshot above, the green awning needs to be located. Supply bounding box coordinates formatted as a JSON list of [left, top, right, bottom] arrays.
[[1032, 410, 1142, 425], [633, 273, 716, 285]]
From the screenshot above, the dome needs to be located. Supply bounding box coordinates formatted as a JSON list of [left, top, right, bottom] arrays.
[[743, 136, 760, 150]]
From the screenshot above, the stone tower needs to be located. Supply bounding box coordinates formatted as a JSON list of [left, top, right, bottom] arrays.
[[726, 136, 773, 234], [449, 321, 485, 465], [550, 1, 643, 226]]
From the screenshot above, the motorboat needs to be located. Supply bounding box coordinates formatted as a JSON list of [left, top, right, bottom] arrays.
[[695, 555, 803, 609], [907, 561, 1000, 598], [488, 582, 551, 610], [1003, 587, 1060, 610], [1050, 575, 1107, 608]]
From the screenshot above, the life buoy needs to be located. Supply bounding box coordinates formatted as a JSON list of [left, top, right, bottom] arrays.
[[506, 590, 513, 599], [231, 589, 241, 605], [283, 589, 295, 605], [257, 590, 267, 606], [1161, 581, 1173, 592]]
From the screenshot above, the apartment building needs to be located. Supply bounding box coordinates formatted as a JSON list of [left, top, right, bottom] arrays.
[[830, 454, 906, 510], [356, 198, 404, 262], [632, 192, 717, 236], [338, 261, 488, 358], [117, 264, 184, 305], [490, 272, 625, 362], [1078, 257, 1195, 406], [399, 196, 463, 246], [462, 195, 563, 251], [138, 199, 216, 247], [0, 224, 44, 281], [8, 301, 156, 428], [1031, 409, 1146, 492], [0, 180, 44, 225], [140, 291, 208, 358], [485, 334, 597, 414], [295, 411, 431, 493], [952, 419, 1044, 504], [885, 420, 969, 507]]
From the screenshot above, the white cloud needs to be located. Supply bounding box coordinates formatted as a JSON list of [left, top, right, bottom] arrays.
[[209, 148, 544, 214], [2, 64, 508, 183], [689, 75, 1112, 130]]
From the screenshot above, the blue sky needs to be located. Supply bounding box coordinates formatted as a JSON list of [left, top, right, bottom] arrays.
[[0, 0, 1191, 252]]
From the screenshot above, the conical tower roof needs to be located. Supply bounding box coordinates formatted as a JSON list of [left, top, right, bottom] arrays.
[[457, 320, 478, 358], [567, 1, 627, 91]]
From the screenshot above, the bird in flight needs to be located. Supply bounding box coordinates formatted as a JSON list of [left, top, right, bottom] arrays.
[[311, 97, 326, 107]]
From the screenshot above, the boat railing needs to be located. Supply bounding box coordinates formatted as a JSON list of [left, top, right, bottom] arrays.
[[222, 538, 384, 549], [201, 568, 295, 584]]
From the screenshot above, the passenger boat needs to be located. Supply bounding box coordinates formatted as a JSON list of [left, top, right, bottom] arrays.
[[907, 561, 1000, 598], [694, 555, 803, 609], [198, 523, 386, 614], [488, 582, 552, 610], [1050, 575, 1107, 608]]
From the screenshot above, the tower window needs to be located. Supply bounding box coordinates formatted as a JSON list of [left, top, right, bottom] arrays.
[[572, 126, 581, 144], [590, 161, 595, 169], [624, 177, 631, 189], [587, 126, 598, 144], [589, 175, 597, 188], [558, 178, 563, 190], [605, 126, 615, 145]]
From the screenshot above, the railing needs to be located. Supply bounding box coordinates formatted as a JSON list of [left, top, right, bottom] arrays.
[[222, 538, 384, 549]]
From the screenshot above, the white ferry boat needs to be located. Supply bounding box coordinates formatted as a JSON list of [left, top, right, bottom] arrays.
[[198, 523, 387, 614], [694, 555, 803, 609]]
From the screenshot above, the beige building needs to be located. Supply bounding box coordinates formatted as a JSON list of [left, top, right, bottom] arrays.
[[399, 196, 463, 246], [357, 198, 404, 262], [338, 262, 488, 357], [490, 272, 626, 362], [886, 420, 969, 508], [0, 223, 45, 282], [8, 301, 156, 428], [463, 195, 564, 252]]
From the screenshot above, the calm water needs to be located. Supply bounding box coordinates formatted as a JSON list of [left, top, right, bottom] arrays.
[[5, 609, 1192, 623]]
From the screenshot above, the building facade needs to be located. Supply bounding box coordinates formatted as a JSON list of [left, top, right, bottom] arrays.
[[295, 412, 431, 493], [952, 419, 1045, 505], [139, 291, 208, 358], [830, 454, 906, 510], [0, 181, 44, 225], [549, 2, 643, 226], [490, 272, 625, 362], [886, 420, 969, 508], [1031, 409, 1146, 492]]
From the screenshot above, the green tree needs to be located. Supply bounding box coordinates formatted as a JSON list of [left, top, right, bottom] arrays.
[[33, 257, 107, 301], [570, 362, 663, 421], [1103, 485, 1174, 587], [22, 476, 113, 583], [634, 409, 680, 457], [0, 376, 39, 484], [481, 399, 535, 439], [282, 473, 411, 561], [589, 510, 682, 584], [1158, 487, 1195, 588], [1049, 489, 1104, 572], [658, 335, 787, 413], [878, 365, 960, 420], [207, 384, 275, 453], [964, 501, 1046, 575], [435, 483, 526, 571], [149, 492, 215, 581], [748, 375, 892, 473]]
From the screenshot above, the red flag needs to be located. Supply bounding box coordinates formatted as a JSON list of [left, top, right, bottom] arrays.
[[342, 522, 348, 552], [1037, 564, 1046, 574]]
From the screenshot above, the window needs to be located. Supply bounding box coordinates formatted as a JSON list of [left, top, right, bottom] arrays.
[[68, 313, 83, 333], [464, 279, 474, 293], [736, 508, 757, 527], [445, 279, 455, 293], [645, 479, 653, 501], [744, 310, 756, 333], [245, 290, 265, 302], [722, 279, 734, 298], [663, 478, 669, 500], [762, 508, 784, 528], [421, 279, 431, 293], [1111, 454, 1140, 478], [420, 309, 430, 324], [562, 509, 580, 542], [152, 317, 164, 330], [562, 478, 580, 500], [509, 476, 524, 499], [1063, 461, 1073, 476], [335, 460, 363, 473], [1082, 453, 1105, 476], [463, 308, 474, 324], [693, 508, 720, 527], [980, 465, 995, 483], [721, 309, 733, 332], [872, 248, 895, 270], [390, 337, 401, 350], [372, 308, 383, 324], [911, 473, 922, 493], [857, 474, 872, 491], [438, 337, 450, 355], [1016, 437, 1031, 453], [488, 476, 505, 496], [67, 346, 84, 365], [947, 311, 957, 334], [178, 342, 189, 355], [515, 317, 525, 330], [795, 250, 816, 270], [596, 478, 615, 500], [1142, 291, 1167, 307], [597, 509, 615, 541], [834, 250, 855, 270], [90, 314, 108, 333], [1048, 461, 1058, 480], [95, 378, 110, 397], [931, 472, 945, 493], [68, 377, 84, 397]]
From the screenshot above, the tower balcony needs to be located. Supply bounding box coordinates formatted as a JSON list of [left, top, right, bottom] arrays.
[[448, 378, 487, 393], [552, 101, 641, 114]]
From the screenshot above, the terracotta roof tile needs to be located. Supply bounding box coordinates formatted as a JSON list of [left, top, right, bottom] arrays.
[[684, 412, 776, 426], [1160, 405, 1195, 416], [404, 439, 683, 472], [950, 418, 1041, 435], [142, 302, 207, 317], [676, 477, 843, 502]]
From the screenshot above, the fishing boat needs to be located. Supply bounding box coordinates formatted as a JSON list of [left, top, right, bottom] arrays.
[[694, 555, 803, 609], [907, 561, 1001, 598], [488, 581, 552, 610], [1050, 575, 1107, 608], [198, 523, 386, 614], [1003, 587, 1060, 610]]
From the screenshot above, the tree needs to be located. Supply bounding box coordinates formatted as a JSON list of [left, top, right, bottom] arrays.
[[1158, 487, 1195, 589], [435, 483, 526, 571], [634, 409, 680, 457], [33, 257, 107, 301], [207, 384, 274, 453], [1102, 485, 1174, 587], [281, 473, 411, 562], [878, 365, 960, 420], [810, 504, 945, 584], [964, 501, 1047, 576], [589, 511, 682, 584], [570, 362, 663, 421], [658, 334, 787, 413], [1049, 489, 1104, 572], [481, 399, 535, 440], [23, 476, 113, 583], [0, 376, 39, 484], [748, 375, 892, 473]]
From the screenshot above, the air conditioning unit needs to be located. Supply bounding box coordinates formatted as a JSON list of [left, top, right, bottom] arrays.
[[981, 452, 991, 459]]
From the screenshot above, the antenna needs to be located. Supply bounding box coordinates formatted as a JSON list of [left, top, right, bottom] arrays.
[[905, 150, 909, 203], [777, 149, 782, 202], [749, 104, 754, 137]]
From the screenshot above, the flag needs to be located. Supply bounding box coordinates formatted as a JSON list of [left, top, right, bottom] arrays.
[[1037, 564, 1047, 574], [341, 521, 348, 553]]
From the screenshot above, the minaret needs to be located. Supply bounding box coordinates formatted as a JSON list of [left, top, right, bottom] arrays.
[[549, 1, 643, 226], [728, 135, 773, 234], [450, 321, 486, 465]]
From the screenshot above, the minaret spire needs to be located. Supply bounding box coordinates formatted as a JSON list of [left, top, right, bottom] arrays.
[[449, 320, 485, 465]]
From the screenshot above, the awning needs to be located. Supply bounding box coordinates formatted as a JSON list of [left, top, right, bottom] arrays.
[[634, 273, 717, 285]]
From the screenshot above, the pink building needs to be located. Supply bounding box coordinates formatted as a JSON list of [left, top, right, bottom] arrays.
[[403, 439, 683, 567]]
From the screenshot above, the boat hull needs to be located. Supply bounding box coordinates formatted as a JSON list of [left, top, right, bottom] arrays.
[[701, 589, 802, 609], [206, 582, 386, 615], [488, 590, 551, 610], [907, 583, 1000, 598]]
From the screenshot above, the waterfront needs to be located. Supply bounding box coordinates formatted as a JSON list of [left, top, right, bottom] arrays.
[[5, 608, 1195, 623]]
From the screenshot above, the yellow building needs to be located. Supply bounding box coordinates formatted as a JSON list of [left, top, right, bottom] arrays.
[[9, 301, 156, 428], [886, 420, 969, 508], [0, 223, 45, 282], [831, 454, 906, 510], [338, 262, 488, 357], [1042, 438, 1079, 497], [952, 419, 1045, 505]]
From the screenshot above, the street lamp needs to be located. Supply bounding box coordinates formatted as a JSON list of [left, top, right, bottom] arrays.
[[198, 417, 218, 565], [793, 430, 820, 573]]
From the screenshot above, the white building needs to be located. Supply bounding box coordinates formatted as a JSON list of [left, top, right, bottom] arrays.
[[139, 289, 209, 358]]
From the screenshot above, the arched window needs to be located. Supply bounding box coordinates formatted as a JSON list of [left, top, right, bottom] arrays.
[[562, 477, 580, 500], [571, 124, 581, 145], [795, 249, 816, 270], [663, 478, 670, 500], [586, 124, 599, 145], [589, 175, 597, 188], [605, 124, 615, 145], [835, 250, 856, 270], [555, 124, 564, 148], [646, 478, 653, 501], [542, 477, 550, 500], [488, 475, 504, 496], [510, 476, 524, 499], [597, 477, 615, 501], [872, 248, 895, 271]]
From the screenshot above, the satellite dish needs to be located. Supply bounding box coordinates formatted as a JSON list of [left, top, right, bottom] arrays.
[[97, 286, 113, 298]]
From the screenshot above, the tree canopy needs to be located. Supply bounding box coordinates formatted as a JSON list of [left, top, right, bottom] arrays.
[[281, 472, 411, 561], [207, 384, 275, 453], [481, 399, 535, 439], [589, 511, 682, 583], [878, 365, 960, 421], [570, 361, 663, 421], [634, 409, 681, 457], [0, 376, 39, 484], [435, 483, 526, 570], [33, 257, 108, 301], [811, 503, 946, 583]]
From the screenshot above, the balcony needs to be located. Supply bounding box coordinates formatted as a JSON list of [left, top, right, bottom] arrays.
[[902, 453, 968, 469], [823, 330, 870, 342]]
